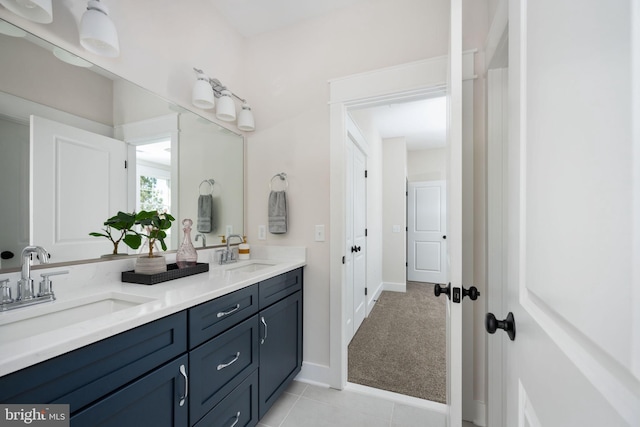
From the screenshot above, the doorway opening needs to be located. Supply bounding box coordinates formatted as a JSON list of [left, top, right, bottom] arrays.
[[346, 93, 448, 404]]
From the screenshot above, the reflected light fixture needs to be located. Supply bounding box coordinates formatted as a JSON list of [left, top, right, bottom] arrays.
[[192, 67, 255, 131], [79, 0, 119, 58], [0, 0, 52, 23]]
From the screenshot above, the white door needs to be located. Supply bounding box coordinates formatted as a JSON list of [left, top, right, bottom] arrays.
[[31, 115, 127, 262], [407, 181, 447, 283], [352, 142, 367, 333], [446, 0, 463, 424], [496, 1, 640, 426], [345, 124, 367, 343]]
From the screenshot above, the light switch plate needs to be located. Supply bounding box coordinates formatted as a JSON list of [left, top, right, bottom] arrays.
[[226, 225, 233, 237], [315, 225, 325, 242], [258, 225, 266, 240], [392, 225, 402, 233]]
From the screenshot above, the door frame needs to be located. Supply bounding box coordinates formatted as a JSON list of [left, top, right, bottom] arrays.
[[328, 52, 475, 395], [485, 2, 509, 426]]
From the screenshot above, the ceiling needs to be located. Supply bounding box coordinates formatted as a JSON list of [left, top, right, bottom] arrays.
[[210, 0, 446, 152], [210, 0, 376, 38]]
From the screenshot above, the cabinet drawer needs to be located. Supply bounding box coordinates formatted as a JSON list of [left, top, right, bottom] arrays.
[[0, 311, 187, 414], [189, 284, 259, 348], [194, 369, 258, 427], [71, 355, 189, 427], [189, 315, 259, 424], [258, 268, 302, 309]]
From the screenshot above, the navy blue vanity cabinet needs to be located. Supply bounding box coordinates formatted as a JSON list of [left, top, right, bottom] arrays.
[[193, 369, 259, 427], [258, 268, 303, 418], [189, 314, 260, 425], [70, 355, 189, 427], [0, 311, 187, 415]]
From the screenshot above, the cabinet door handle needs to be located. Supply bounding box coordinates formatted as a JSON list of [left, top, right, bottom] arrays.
[[261, 316, 268, 344], [217, 303, 240, 318], [179, 364, 188, 407], [217, 352, 241, 370], [229, 411, 241, 427]]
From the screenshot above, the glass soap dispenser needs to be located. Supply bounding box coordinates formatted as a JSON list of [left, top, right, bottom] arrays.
[[176, 218, 197, 268]]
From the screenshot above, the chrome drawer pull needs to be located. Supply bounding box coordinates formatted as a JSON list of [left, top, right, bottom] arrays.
[[179, 364, 188, 407], [229, 411, 241, 427], [217, 304, 240, 318], [217, 352, 241, 370], [261, 316, 268, 344]]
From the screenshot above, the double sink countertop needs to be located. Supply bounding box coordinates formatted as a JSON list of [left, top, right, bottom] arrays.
[[0, 246, 306, 377]]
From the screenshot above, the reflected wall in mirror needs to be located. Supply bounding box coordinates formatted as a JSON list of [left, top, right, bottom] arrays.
[[0, 20, 244, 271]]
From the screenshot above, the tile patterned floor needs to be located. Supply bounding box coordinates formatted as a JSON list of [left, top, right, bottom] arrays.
[[258, 381, 476, 427]]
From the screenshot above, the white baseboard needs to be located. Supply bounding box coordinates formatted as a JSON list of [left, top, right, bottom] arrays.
[[473, 400, 487, 426], [295, 361, 332, 387], [383, 281, 406, 292]]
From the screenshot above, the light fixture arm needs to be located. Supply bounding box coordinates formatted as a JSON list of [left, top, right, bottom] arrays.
[[193, 68, 247, 103]]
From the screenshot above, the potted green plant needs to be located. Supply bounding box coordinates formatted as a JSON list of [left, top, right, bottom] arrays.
[[90, 211, 141, 256], [132, 210, 175, 274]]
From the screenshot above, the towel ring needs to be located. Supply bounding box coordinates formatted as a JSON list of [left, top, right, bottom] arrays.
[[199, 179, 215, 195], [269, 173, 288, 191]]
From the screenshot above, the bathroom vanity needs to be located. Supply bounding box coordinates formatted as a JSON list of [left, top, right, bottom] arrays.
[[0, 249, 304, 427]]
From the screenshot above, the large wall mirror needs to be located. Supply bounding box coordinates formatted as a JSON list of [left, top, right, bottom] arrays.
[[0, 20, 244, 271]]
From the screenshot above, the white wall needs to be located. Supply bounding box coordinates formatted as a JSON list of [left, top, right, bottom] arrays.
[[407, 147, 447, 182], [382, 137, 407, 287]]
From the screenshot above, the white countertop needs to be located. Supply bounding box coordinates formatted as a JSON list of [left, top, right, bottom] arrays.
[[0, 246, 306, 377]]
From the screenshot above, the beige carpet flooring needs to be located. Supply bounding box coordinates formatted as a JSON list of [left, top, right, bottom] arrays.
[[347, 281, 446, 403]]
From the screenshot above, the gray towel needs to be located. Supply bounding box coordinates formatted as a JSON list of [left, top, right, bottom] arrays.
[[197, 194, 213, 233], [268, 191, 287, 234]]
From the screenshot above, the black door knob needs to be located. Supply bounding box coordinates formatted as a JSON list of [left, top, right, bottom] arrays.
[[442, 235, 446, 239], [434, 283, 451, 299], [351, 246, 356, 253], [485, 312, 516, 341], [462, 286, 480, 301], [356, 246, 361, 252]]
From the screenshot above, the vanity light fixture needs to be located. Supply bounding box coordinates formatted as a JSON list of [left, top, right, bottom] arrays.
[[192, 67, 255, 131], [237, 103, 255, 131], [0, 0, 52, 24], [79, 0, 119, 58]]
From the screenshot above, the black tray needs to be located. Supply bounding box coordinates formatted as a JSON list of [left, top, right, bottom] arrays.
[[121, 262, 209, 285]]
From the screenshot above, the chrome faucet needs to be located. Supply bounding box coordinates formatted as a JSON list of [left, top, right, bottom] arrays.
[[1, 246, 67, 312], [18, 246, 49, 301], [195, 233, 206, 247], [217, 234, 244, 264]]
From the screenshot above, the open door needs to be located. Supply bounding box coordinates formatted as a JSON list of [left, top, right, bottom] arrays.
[[486, 1, 640, 425], [31, 115, 127, 262], [445, 0, 463, 425]]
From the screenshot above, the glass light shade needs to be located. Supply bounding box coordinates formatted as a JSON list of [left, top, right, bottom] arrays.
[[0, 0, 52, 23], [192, 77, 214, 109], [79, 0, 120, 58], [216, 90, 236, 122], [237, 103, 255, 131]]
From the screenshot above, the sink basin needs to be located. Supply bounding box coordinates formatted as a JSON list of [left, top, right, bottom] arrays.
[[224, 262, 275, 274], [0, 292, 155, 342]]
